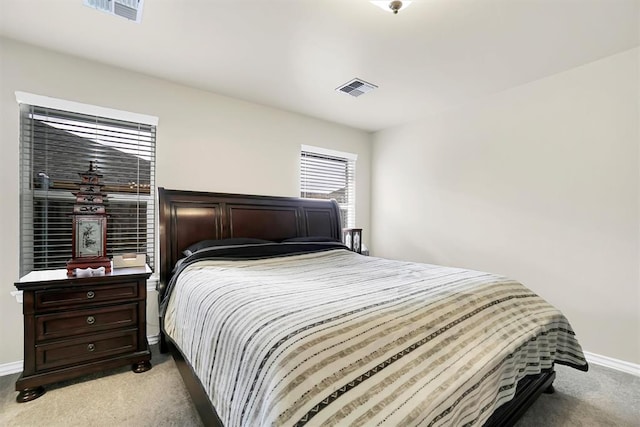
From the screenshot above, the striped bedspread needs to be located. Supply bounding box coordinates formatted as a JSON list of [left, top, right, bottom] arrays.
[[163, 248, 587, 427]]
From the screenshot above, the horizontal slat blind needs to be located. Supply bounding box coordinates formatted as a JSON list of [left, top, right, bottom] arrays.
[[20, 104, 156, 275], [300, 149, 356, 228]]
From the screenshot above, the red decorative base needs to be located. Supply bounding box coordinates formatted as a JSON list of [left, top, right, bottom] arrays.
[[66, 257, 112, 276]]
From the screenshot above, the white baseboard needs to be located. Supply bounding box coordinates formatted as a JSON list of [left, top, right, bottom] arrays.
[[147, 333, 159, 345], [0, 334, 162, 377], [0, 360, 23, 377], [584, 351, 640, 377]]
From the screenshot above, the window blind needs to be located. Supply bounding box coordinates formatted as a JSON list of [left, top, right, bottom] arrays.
[[300, 148, 356, 228], [19, 104, 156, 275]]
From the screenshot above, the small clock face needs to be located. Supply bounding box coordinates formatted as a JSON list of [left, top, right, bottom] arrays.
[[76, 218, 104, 257]]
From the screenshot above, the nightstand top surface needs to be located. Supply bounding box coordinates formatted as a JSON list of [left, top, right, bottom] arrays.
[[18, 265, 152, 284]]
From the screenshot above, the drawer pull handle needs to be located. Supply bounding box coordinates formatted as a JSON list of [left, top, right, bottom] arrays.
[[87, 291, 95, 299], [86, 316, 96, 325], [87, 343, 95, 352]]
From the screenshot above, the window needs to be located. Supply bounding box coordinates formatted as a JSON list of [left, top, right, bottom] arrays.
[[300, 145, 357, 228], [18, 93, 157, 275]]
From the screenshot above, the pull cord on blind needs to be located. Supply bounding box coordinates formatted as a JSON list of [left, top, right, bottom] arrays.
[[19, 103, 156, 276], [300, 148, 356, 229]]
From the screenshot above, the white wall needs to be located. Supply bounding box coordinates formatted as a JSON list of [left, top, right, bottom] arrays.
[[1, 37, 636, 369], [0, 37, 371, 366], [371, 48, 640, 364]]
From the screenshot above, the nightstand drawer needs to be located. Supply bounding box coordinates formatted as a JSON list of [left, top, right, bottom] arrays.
[[35, 282, 138, 310], [36, 304, 138, 341], [36, 329, 138, 371]]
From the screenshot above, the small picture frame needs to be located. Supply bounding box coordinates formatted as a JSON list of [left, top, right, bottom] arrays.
[[343, 228, 363, 254], [72, 216, 107, 258]]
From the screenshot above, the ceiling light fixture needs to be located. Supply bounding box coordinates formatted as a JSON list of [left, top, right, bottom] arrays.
[[370, 1, 413, 14]]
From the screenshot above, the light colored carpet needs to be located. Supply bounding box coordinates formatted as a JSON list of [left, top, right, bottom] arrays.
[[1, 347, 638, 427], [515, 363, 640, 427], [0, 347, 202, 427]]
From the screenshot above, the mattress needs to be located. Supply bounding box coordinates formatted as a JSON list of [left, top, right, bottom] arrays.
[[163, 244, 587, 427]]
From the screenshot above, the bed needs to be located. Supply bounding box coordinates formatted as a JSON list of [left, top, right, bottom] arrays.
[[157, 187, 588, 427]]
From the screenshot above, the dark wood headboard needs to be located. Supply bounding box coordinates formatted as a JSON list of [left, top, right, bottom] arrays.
[[158, 187, 342, 295]]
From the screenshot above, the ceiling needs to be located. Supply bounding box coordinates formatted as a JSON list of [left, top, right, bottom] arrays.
[[0, 0, 638, 132]]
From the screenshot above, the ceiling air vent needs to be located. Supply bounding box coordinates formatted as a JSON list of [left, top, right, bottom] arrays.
[[336, 78, 378, 98], [84, 0, 145, 23]]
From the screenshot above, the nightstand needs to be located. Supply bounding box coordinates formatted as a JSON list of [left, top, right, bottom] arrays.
[[14, 265, 152, 402]]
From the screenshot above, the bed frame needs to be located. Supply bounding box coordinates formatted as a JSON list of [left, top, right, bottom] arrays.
[[157, 187, 555, 427]]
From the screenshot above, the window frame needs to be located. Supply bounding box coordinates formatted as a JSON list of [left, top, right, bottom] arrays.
[[300, 144, 357, 229], [17, 92, 158, 276]]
